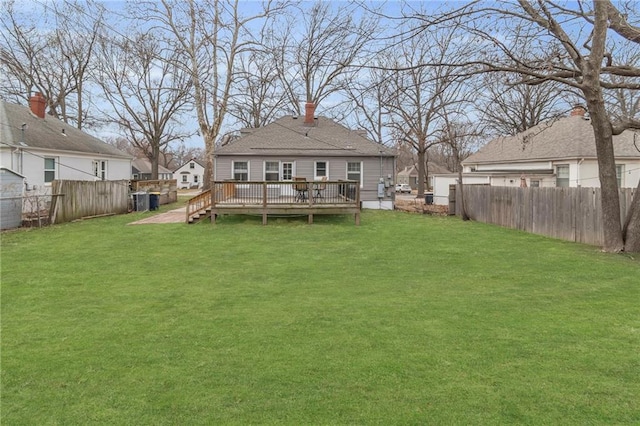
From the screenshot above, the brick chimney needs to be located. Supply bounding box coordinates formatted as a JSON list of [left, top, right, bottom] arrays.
[[570, 104, 586, 117], [29, 92, 46, 119], [304, 102, 315, 125]]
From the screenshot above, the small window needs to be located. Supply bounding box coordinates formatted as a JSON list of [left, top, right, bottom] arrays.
[[233, 161, 249, 181], [265, 161, 279, 181], [189, 162, 195, 169], [194, 175, 198, 184], [556, 165, 569, 187], [530, 180, 540, 188], [44, 157, 57, 183], [616, 165, 624, 188], [93, 160, 107, 180], [182, 175, 188, 183], [347, 162, 362, 186], [315, 161, 328, 179]]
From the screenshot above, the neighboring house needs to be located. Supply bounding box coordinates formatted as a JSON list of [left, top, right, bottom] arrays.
[[432, 106, 640, 205], [397, 163, 451, 190], [173, 158, 205, 189], [0, 94, 132, 201], [214, 104, 397, 209], [132, 158, 174, 181]]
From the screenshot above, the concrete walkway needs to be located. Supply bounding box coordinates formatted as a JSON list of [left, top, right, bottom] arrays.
[[127, 206, 188, 225]]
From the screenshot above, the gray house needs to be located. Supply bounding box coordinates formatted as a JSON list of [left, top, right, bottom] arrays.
[[214, 106, 397, 209]]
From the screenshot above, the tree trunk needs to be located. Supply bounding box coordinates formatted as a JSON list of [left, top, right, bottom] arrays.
[[151, 144, 160, 180], [202, 133, 216, 191], [585, 100, 624, 252], [622, 181, 640, 252], [417, 145, 426, 197]]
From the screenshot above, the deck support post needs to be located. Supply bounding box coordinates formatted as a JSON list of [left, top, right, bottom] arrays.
[[308, 214, 313, 224]]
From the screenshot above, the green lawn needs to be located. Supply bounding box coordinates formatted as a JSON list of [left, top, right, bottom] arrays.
[[1, 209, 639, 424]]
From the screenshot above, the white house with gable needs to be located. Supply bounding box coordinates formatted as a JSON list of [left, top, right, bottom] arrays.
[[0, 93, 132, 203], [173, 158, 205, 189]]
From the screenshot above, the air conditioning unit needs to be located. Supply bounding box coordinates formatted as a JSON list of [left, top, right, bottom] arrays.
[[132, 192, 149, 212]]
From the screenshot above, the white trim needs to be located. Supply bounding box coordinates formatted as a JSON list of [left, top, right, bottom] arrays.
[[232, 160, 250, 181], [346, 161, 363, 188], [44, 156, 58, 185], [263, 160, 280, 181], [314, 160, 329, 180]]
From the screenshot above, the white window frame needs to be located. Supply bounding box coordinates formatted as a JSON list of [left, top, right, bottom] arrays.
[[93, 160, 107, 181], [232, 160, 249, 181], [282, 162, 293, 181], [314, 161, 329, 180], [182, 175, 188, 183], [264, 161, 280, 181], [44, 157, 57, 184], [189, 162, 195, 169], [193, 175, 199, 184], [556, 164, 569, 187], [346, 161, 363, 187]]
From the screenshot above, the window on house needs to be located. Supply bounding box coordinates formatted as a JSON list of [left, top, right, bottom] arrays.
[[282, 162, 293, 181], [315, 161, 328, 179], [347, 162, 362, 186], [616, 165, 624, 188], [233, 161, 249, 181], [194, 175, 199, 184], [93, 160, 107, 180], [44, 157, 57, 183], [265, 161, 279, 181], [530, 180, 540, 188], [556, 165, 569, 187], [190, 162, 195, 169], [182, 175, 188, 183]]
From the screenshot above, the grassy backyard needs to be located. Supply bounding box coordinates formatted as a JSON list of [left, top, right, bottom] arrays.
[[1, 208, 639, 424]]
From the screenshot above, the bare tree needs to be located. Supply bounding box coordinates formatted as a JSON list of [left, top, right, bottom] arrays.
[[0, 0, 103, 129], [473, 0, 640, 252], [142, 0, 282, 189], [342, 63, 392, 146], [227, 50, 290, 129], [267, 1, 378, 114], [478, 74, 572, 136], [382, 23, 475, 198], [404, 0, 640, 252], [96, 32, 192, 179]]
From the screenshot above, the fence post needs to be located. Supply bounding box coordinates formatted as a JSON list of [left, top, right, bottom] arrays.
[[448, 184, 456, 215]]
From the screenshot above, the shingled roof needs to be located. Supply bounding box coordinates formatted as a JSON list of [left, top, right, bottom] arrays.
[[216, 115, 395, 157], [0, 100, 130, 159], [464, 115, 640, 165]]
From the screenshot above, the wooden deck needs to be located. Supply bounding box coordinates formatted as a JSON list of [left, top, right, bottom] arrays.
[[186, 181, 361, 225]]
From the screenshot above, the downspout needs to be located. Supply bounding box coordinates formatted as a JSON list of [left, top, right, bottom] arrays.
[[577, 158, 584, 187]]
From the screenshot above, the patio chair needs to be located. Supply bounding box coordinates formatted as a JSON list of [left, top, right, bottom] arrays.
[[293, 177, 308, 202], [313, 176, 328, 200]]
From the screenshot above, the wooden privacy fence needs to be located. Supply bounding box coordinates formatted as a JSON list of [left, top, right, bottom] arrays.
[[50, 180, 130, 224], [453, 185, 636, 246]]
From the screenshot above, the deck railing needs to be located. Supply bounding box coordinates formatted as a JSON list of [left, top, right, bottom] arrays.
[[185, 189, 212, 223], [212, 180, 360, 206]]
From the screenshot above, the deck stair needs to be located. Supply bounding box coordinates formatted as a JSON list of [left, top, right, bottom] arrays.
[[185, 189, 212, 224]]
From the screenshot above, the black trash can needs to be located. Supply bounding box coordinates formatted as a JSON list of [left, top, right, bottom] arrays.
[[149, 192, 160, 210], [425, 192, 433, 205]]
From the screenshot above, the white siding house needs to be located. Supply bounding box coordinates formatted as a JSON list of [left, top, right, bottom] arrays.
[[0, 94, 132, 206], [173, 158, 205, 189], [433, 107, 640, 205]]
